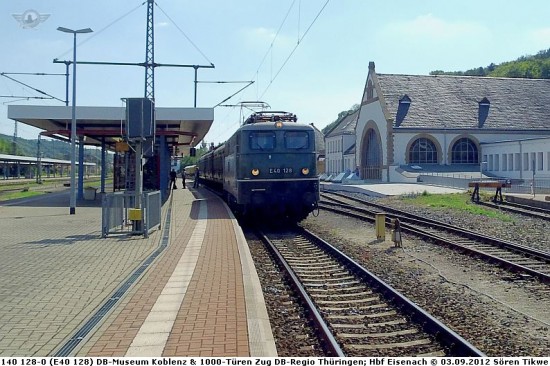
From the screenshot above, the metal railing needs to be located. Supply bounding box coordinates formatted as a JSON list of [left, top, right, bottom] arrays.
[[102, 190, 161, 238], [504, 178, 550, 195], [418, 174, 550, 195]]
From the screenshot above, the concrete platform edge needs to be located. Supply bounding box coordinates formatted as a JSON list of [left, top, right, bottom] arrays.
[[320, 182, 386, 197], [222, 203, 278, 357]]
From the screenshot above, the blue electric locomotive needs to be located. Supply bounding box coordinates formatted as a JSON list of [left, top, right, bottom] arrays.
[[198, 111, 319, 221]]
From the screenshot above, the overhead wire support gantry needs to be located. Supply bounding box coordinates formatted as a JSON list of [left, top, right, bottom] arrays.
[[52, 0, 215, 106], [51, 59, 215, 107]]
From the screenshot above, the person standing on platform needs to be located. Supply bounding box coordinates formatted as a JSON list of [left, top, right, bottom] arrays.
[[170, 169, 177, 190], [193, 168, 200, 188], [181, 170, 186, 189]]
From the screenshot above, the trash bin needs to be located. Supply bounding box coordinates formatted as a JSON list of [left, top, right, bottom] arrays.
[[83, 187, 97, 200]]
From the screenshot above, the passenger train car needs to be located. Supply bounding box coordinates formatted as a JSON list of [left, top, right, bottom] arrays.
[[198, 111, 319, 221]]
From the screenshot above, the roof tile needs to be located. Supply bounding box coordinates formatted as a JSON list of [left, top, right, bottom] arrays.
[[377, 74, 550, 130]]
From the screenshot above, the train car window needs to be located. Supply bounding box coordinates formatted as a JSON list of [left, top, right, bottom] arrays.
[[249, 132, 276, 150], [284, 131, 309, 149]]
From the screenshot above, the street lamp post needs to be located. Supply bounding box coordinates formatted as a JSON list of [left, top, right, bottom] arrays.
[[480, 161, 487, 181], [57, 26, 93, 215]]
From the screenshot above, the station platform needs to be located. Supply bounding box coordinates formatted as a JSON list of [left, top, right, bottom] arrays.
[[0, 186, 276, 357], [321, 181, 550, 210], [320, 181, 465, 197], [505, 192, 550, 209]]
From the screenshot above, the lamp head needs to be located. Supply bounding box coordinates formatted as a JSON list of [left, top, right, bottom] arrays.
[[57, 26, 93, 34]]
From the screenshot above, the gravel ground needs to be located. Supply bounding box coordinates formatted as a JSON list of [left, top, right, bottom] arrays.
[[245, 231, 326, 357], [298, 194, 549, 356]]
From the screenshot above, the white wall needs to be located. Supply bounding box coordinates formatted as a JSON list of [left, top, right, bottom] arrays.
[[481, 137, 550, 179], [392, 131, 545, 166], [355, 98, 388, 167], [325, 136, 343, 175], [326, 134, 356, 175]]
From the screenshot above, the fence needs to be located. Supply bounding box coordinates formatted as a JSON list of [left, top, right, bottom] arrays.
[[102, 190, 161, 238], [418, 174, 550, 195], [504, 178, 550, 195]]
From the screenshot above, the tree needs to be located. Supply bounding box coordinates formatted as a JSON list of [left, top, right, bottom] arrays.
[[430, 47, 550, 79]]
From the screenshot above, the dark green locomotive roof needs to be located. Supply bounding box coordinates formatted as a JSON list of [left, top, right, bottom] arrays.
[[239, 121, 315, 131], [243, 111, 298, 125]]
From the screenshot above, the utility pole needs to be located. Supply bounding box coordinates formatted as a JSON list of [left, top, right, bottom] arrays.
[[133, 0, 155, 232], [144, 0, 154, 100], [12, 121, 17, 155], [51, 1, 214, 224]]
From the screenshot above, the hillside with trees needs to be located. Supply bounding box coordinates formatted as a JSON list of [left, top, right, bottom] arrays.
[[0, 133, 104, 164], [323, 48, 550, 138], [430, 48, 550, 78], [321, 104, 360, 135]]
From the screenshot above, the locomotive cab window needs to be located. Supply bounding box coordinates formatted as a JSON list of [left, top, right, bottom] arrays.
[[249, 132, 275, 150], [285, 131, 309, 149]]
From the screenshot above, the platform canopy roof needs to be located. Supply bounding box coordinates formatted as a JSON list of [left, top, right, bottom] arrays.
[[7, 105, 214, 154]]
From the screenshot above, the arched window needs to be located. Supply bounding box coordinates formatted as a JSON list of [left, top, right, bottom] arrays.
[[451, 138, 478, 164], [409, 138, 438, 164]]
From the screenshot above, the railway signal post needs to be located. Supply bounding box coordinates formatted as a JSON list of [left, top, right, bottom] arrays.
[[126, 98, 155, 233]]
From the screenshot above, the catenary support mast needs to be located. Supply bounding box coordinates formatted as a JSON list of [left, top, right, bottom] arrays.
[[144, 0, 155, 100]]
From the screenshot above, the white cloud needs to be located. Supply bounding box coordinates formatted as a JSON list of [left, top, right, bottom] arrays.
[[249, 27, 277, 42], [383, 14, 489, 42], [241, 26, 294, 48], [529, 27, 550, 50]]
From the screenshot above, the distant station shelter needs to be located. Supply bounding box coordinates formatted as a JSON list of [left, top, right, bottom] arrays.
[[0, 153, 95, 180], [7, 105, 213, 200]]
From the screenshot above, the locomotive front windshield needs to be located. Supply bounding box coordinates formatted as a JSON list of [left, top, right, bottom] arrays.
[[247, 129, 314, 152], [249, 132, 276, 150], [284, 131, 309, 149]]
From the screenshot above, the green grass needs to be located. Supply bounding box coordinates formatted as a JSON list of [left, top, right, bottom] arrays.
[[400, 191, 513, 222], [0, 177, 112, 201], [0, 190, 43, 201]]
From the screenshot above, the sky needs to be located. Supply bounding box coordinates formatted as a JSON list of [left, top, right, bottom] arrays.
[[1, 0, 550, 146]]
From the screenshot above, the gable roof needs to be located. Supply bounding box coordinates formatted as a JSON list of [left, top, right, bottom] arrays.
[[343, 143, 355, 156], [310, 123, 326, 154], [326, 109, 359, 138], [376, 74, 550, 130]]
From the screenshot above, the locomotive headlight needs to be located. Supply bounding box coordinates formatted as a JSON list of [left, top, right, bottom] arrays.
[[252, 168, 260, 176], [275, 121, 283, 128], [301, 168, 310, 175]]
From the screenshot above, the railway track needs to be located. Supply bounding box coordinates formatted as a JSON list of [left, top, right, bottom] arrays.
[[320, 191, 550, 283], [256, 228, 484, 357], [477, 200, 550, 221]]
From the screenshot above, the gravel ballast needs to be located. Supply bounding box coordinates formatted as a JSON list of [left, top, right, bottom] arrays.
[[302, 194, 549, 356]]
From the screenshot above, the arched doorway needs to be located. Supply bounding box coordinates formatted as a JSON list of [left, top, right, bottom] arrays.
[[361, 128, 382, 180]]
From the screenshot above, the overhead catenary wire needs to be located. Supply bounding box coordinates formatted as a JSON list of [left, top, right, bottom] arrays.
[[189, 1, 330, 146], [1, 96, 54, 100], [0, 73, 65, 103], [250, 0, 298, 83], [297, 0, 301, 44], [224, 0, 329, 127], [212, 81, 255, 108], [155, 2, 215, 67], [259, 0, 330, 99], [53, 1, 146, 61]]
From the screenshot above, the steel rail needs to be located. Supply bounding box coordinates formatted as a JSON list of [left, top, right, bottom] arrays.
[[299, 227, 486, 357], [256, 229, 345, 357], [476, 200, 550, 221], [321, 192, 550, 261], [318, 201, 550, 283]]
